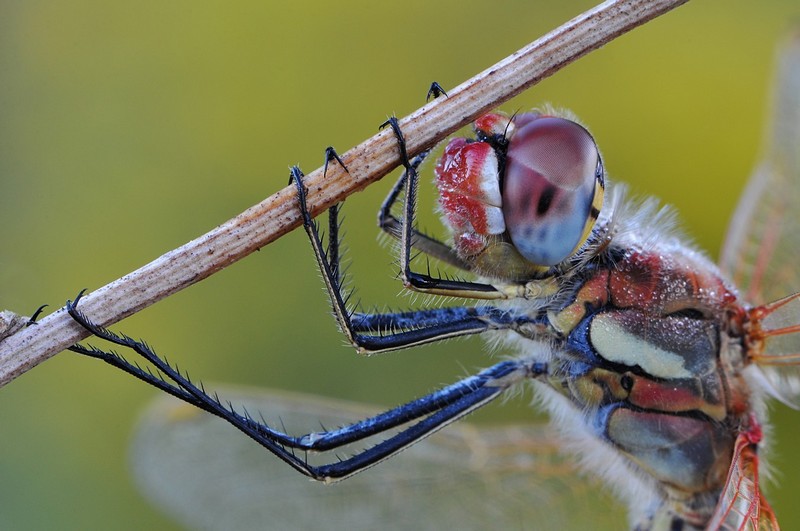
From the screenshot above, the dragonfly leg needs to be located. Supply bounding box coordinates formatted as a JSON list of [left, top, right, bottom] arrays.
[[345, 305, 544, 351], [377, 149, 472, 270], [66, 291, 219, 408], [380, 116, 507, 299], [26, 304, 48, 325], [320, 146, 348, 281], [322, 145, 348, 178], [67, 291, 544, 481], [426, 81, 448, 100], [290, 165, 526, 353], [376, 83, 467, 271]]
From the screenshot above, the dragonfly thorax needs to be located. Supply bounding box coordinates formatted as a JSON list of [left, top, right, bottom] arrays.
[[498, 198, 759, 528]]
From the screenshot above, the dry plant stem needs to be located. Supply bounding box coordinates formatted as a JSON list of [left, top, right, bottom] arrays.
[[0, 0, 689, 387]]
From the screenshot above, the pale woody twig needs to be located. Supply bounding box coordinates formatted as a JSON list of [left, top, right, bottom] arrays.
[[0, 0, 689, 386], [0, 312, 29, 344]]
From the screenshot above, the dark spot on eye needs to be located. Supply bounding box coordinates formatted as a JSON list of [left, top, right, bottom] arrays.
[[537, 185, 555, 216], [620, 373, 634, 392], [669, 517, 685, 531]]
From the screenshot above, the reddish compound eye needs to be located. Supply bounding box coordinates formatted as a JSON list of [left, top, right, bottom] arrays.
[[502, 116, 602, 266]]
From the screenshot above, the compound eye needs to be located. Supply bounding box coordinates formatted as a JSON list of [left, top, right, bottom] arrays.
[[502, 116, 603, 266]]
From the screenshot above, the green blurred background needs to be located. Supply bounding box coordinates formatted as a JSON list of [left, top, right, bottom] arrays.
[[2, 1, 800, 529]]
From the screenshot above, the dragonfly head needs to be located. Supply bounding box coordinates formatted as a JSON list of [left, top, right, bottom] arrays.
[[435, 111, 605, 280]]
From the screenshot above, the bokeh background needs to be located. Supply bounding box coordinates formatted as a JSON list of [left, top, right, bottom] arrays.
[[2, 1, 800, 529]]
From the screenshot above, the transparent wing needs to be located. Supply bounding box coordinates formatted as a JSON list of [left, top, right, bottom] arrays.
[[720, 31, 800, 405], [720, 30, 800, 305], [706, 433, 779, 531], [131, 387, 623, 531]]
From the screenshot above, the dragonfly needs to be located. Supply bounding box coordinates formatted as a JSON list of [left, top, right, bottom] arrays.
[[66, 33, 800, 530]]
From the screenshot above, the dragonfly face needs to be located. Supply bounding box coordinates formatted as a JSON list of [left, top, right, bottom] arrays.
[[67, 33, 800, 531], [435, 112, 603, 275]]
